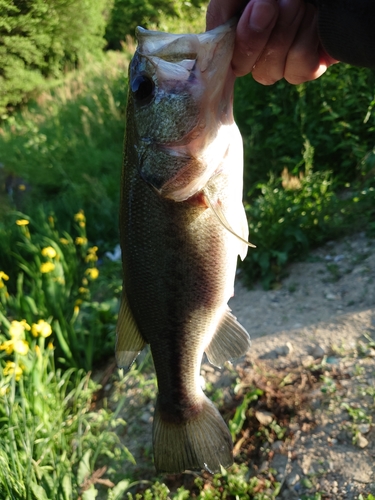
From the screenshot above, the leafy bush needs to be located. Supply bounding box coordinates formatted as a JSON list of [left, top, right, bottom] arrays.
[[0, 0, 109, 113], [234, 64, 375, 193], [105, 0, 207, 49], [242, 164, 342, 288]]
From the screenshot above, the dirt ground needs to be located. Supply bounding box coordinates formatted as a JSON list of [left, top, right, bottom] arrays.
[[109, 231, 375, 499], [226, 231, 375, 499]]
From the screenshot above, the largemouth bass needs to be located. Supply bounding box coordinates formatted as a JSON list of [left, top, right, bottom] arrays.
[[116, 19, 252, 474]]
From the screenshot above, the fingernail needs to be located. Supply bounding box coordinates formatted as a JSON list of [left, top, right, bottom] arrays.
[[249, 1, 277, 32]]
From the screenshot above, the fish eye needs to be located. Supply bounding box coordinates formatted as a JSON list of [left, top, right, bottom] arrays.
[[131, 75, 155, 104]]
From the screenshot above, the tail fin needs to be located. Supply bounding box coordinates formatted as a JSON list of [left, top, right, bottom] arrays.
[[153, 394, 233, 474]]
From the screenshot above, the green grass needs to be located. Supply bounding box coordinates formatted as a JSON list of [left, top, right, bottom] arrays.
[[0, 51, 129, 250]]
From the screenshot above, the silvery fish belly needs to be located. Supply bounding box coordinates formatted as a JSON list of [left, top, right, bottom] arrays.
[[116, 19, 252, 474]]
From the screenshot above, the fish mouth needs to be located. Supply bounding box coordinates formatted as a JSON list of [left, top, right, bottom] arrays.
[[134, 20, 237, 202]]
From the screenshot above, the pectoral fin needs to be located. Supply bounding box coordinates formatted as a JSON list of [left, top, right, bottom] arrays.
[[203, 189, 256, 251], [116, 290, 147, 369], [205, 309, 251, 368]]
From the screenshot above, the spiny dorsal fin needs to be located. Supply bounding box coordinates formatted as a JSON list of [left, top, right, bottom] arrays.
[[116, 290, 147, 369], [205, 309, 251, 368], [203, 189, 256, 249]]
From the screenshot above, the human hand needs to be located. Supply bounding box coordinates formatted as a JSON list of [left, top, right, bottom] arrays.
[[206, 0, 338, 85]]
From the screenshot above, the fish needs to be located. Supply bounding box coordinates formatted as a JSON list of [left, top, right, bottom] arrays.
[[116, 19, 252, 474]]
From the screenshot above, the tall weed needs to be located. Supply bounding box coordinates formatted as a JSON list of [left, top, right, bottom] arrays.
[[0, 52, 129, 248], [0, 335, 133, 500]]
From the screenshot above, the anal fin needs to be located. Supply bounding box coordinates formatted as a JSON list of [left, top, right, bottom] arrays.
[[205, 309, 251, 368], [116, 290, 147, 370]]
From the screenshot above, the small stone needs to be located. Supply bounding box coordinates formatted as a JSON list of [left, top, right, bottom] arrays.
[[358, 423, 371, 434], [286, 472, 300, 488], [334, 255, 345, 262], [255, 410, 274, 426], [259, 460, 269, 472], [326, 292, 336, 300], [140, 412, 151, 424], [311, 344, 326, 358], [275, 342, 294, 357], [271, 440, 283, 452], [356, 434, 369, 448]]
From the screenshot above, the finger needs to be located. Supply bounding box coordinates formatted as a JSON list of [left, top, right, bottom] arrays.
[[251, 0, 306, 85], [206, 0, 248, 30], [232, 0, 279, 77], [284, 4, 326, 84]]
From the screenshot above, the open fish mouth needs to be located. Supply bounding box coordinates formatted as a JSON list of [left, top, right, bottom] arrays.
[[129, 20, 238, 202]]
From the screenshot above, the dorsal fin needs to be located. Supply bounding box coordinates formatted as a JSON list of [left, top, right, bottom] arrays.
[[116, 290, 147, 370], [205, 309, 251, 368]]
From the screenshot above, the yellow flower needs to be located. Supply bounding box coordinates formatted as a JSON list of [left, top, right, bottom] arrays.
[[79, 221, 86, 228], [85, 253, 98, 263], [35, 345, 41, 358], [3, 361, 23, 381], [75, 237, 88, 246], [81, 277, 88, 286], [40, 262, 55, 273], [41, 246, 57, 259], [31, 320, 52, 338], [16, 219, 29, 226], [0, 320, 30, 355], [0, 385, 7, 396], [9, 319, 31, 337], [85, 246, 98, 263], [78, 287, 89, 294], [47, 342, 54, 350], [18, 184, 26, 191], [59, 238, 70, 245], [74, 211, 86, 222], [85, 268, 99, 280], [0, 271, 9, 289], [0, 340, 14, 355], [13, 339, 29, 355]]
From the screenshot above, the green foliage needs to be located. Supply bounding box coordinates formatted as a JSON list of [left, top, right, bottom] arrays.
[[0, 349, 133, 500], [0, 52, 128, 247], [0, 209, 120, 370], [0, 0, 109, 113], [241, 166, 342, 288], [126, 464, 280, 499], [229, 387, 263, 440], [234, 64, 375, 192], [105, 0, 207, 49]]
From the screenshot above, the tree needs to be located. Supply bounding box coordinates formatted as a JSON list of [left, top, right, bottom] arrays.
[[0, 0, 108, 113]]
